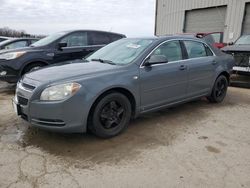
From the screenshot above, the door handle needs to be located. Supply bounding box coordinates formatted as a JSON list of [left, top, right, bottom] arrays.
[[179, 65, 187, 70], [212, 60, 217, 65]]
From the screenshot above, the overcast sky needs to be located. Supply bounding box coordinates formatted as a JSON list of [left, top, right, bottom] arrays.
[[0, 0, 156, 37]]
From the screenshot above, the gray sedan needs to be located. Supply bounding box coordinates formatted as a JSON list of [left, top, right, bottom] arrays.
[[13, 36, 234, 138]]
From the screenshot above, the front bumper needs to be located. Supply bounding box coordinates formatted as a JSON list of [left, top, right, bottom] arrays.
[[0, 65, 19, 83], [14, 81, 88, 133], [233, 66, 250, 75]]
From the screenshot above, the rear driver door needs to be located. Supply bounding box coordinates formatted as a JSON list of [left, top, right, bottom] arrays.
[[182, 40, 216, 97]]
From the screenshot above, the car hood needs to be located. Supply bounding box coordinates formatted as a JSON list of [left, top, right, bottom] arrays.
[[24, 60, 122, 83], [222, 45, 250, 52], [0, 46, 45, 54]]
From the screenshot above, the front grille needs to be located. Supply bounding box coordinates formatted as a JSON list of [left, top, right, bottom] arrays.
[[17, 96, 28, 105], [21, 82, 36, 91], [19, 82, 36, 92], [228, 52, 250, 67]]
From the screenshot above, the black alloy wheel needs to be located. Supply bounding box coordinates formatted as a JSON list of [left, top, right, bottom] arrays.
[[207, 75, 228, 103], [90, 92, 132, 138]]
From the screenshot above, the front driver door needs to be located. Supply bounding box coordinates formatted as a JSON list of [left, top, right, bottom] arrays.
[[54, 31, 89, 63], [139, 40, 188, 112]]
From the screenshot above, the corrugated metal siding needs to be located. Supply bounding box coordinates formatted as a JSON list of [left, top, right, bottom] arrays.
[[156, 0, 250, 42]]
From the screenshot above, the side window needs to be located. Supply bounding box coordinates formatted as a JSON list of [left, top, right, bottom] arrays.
[[109, 34, 123, 42], [89, 32, 110, 45], [4, 41, 28, 50], [151, 41, 182, 62], [60, 32, 88, 47], [205, 45, 214, 56], [184, 41, 207, 59]]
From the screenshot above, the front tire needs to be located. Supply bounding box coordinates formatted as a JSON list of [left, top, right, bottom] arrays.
[[89, 92, 132, 138], [22, 63, 45, 75], [207, 75, 228, 103]]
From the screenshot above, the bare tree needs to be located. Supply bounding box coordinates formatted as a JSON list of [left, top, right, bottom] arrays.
[[0, 27, 45, 38]]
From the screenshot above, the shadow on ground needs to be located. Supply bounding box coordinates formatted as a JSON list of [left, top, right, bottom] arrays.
[[2, 98, 213, 164], [0, 81, 248, 165]]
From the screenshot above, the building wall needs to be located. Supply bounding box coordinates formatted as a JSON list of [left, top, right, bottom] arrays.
[[155, 0, 250, 42]]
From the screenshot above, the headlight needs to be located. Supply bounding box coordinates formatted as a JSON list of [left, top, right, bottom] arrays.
[[0, 51, 26, 60], [40, 82, 81, 101]]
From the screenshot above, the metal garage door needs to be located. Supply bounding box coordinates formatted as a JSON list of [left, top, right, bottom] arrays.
[[242, 3, 250, 34], [184, 6, 227, 33]]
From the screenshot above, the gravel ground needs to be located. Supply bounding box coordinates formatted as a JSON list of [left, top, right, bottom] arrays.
[[0, 81, 250, 188]]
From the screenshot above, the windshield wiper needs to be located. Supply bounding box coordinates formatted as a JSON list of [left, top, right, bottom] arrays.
[[91, 58, 116, 65]]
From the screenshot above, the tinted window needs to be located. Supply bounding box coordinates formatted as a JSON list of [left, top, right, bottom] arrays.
[[109, 34, 123, 42], [184, 41, 207, 59], [89, 32, 110, 45], [4, 41, 28, 50], [152, 40, 182, 62], [60, 32, 88, 47]]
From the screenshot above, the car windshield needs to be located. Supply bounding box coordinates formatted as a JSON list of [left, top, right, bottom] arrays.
[[31, 31, 67, 47], [86, 38, 154, 65], [0, 39, 11, 46], [235, 35, 250, 45]]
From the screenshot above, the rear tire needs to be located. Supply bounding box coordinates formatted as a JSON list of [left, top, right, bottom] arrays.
[[207, 75, 228, 103], [89, 92, 132, 138]]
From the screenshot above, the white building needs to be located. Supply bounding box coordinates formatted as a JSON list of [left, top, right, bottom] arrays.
[[155, 0, 250, 42]]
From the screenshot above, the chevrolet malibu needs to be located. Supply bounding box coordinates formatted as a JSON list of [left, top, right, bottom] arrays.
[[13, 36, 234, 138]]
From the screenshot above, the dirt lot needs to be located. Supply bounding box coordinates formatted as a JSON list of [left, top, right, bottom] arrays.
[[0, 81, 250, 188]]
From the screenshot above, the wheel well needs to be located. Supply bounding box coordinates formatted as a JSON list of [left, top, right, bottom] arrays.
[[87, 88, 136, 127], [218, 71, 230, 83], [21, 61, 48, 75]]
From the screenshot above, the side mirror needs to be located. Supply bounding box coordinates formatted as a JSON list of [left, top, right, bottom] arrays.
[[228, 42, 234, 46], [145, 55, 168, 66], [57, 42, 67, 50]]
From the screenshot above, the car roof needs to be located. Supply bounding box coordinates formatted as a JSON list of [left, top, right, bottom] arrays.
[[0, 36, 12, 39], [157, 35, 205, 42], [122, 35, 205, 42], [0, 38, 38, 45], [62, 30, 126, 37]]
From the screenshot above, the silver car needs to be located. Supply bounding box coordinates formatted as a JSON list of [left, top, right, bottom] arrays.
[[13, 36, 234, 138]]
